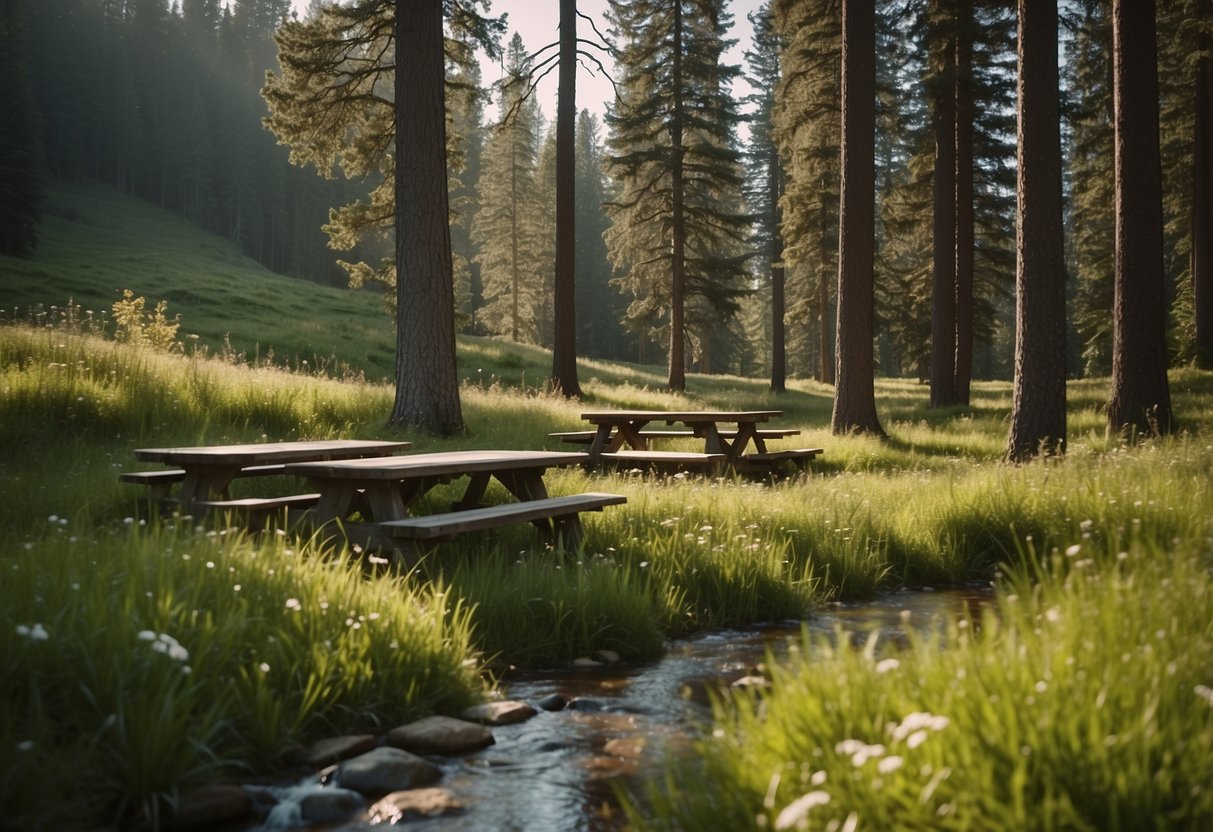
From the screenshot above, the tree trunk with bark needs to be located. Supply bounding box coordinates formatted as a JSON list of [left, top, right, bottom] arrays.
[[668, 0, 688, 392], [831, 0, 885, 436], [1108, 0, 1172, 437], [550, 0, 582, 396], [771, 160, 787, 393], [953, 0, 975, 403], [1195, 0, 1213, 368], [389, 0, 464, 435], [930, 3, 958, 408], [1006, 0, 1066, 461]]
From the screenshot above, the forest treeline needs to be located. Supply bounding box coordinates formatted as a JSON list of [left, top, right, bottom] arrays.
[[1, 0, 1209, 388]]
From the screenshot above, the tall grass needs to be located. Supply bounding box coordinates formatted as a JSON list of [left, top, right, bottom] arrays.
[[4, 318, 1213, 828], [624, 528, 1213, 830]]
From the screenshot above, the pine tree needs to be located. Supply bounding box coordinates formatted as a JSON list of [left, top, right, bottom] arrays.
[[1196, 0, 1213, 366], [550, 0, 583, 396], [1067, 1, 1117, 376], [745, 1, 788, 392], [1108, 0, 1172, 437], [473, 33, 546, 344], [1006, 0, 1067, 461], [604, 0, 751, 391], [573, 110, 625, 359], [832, 0, 885, 436], [772, 0, 840, 385]]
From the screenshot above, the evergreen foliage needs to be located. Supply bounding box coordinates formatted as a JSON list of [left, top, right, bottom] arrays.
[[473, 34, 547, 344], [604, 0, 752, 389]]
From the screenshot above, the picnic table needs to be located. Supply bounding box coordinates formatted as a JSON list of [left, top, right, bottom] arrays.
[[567, 409, 820, 474], [284, 449, 625, 554], [127, 439, 411, 512]]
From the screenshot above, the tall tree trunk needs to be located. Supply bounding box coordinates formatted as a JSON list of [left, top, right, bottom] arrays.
[[771, 161, 787, 392], [668, 0, 687, 391], [390, 0, 464, 434], [819, 273, 833, 384], [1195, 0, 1213, 368], [953, 0, 974, 403], [930, 0, 957, 408], [550, 0, 582, 396], [1108, 0, 1172, 437], [510, 141, 520, 343], [1006, 0, 1066, 461], [831, 0, 884, 436]]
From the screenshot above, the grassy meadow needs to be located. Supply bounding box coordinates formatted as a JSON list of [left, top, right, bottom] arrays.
[[2, 184, 1212, 829]]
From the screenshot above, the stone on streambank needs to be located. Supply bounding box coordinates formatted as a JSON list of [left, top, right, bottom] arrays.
[[165, 784, 253, 831], [386, 715, 495, 754], [300, 734, 377, 767], [369, 787, 465, 823], [336, 747, 442, 796], [460, 700, 537, 726]]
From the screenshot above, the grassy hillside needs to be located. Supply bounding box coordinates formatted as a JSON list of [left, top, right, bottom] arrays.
[[0, 181, 399, 377]]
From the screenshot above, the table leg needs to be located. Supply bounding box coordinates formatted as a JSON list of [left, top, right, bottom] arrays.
[[456, 473, 491, 509], [180, 464, 242, 505], [616, 421, 649, 450], [496, 470, 549, 502]]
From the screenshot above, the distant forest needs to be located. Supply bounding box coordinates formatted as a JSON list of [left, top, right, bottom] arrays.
[[2, 0, 1209, 383]]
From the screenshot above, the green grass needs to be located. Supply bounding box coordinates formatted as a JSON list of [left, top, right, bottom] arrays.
[[3, 182, 1213, 828]]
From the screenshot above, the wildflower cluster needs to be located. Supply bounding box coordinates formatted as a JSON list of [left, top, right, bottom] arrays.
[[137, 630, 191, 671]]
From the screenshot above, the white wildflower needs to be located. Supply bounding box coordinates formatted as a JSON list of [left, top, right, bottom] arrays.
[[878, 755, 904, 774], [774, 791, 831, 830], [875, 658, 901, 674], [1195, 685, 1213, 707]]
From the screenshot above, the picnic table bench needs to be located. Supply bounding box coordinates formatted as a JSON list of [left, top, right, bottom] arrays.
[[571, 410, 821, 475], [123, 439, 411, 517], [285, 450, 625, 557]]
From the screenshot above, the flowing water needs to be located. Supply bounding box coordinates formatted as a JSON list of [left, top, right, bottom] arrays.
[[251, 585, 994, 832]]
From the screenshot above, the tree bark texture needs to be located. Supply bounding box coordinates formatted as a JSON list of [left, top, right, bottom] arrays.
[[1006, 0, 1066, 461], [668, 0, 688, 391], [831, 0, 884, 436], [1195, 0, 1213, 368], [390, 0, 464, 434], [1108, 0, 1172, 437], [930, 3, 958, 408], [550, 0, 582, 396], [771, 159, 787, 393], [953, 0, 975, 404]]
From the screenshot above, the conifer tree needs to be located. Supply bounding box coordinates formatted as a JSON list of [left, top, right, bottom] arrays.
[[832, 0, 885, 436], [604, 0, 751, 390], [745, 1, 787, 392], [473, 33, 546, 344], [1006, 0, 1067, 461], [1108, 0, 1172, 437], [772, 0, 840, 384], [1196, 0, 1213, 366], [573, 110, 625, 359]]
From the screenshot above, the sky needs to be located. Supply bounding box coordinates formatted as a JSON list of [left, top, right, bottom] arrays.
[[289, 0, 764, 123]]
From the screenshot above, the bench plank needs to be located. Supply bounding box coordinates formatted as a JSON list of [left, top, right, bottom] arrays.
[[551, 428, 799, 444], [120, 463, 290, 487], [380, 492, 626, 541], [743, 448, 824, 469], [193, 493, 322, 512]]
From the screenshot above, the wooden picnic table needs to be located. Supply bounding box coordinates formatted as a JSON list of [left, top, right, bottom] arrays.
[[577, 409, 786, 471], [284, 449, 621, 553], [131, 439, 411, 508]]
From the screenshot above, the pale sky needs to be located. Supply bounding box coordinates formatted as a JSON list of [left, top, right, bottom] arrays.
[[289, 0, 763, 123]]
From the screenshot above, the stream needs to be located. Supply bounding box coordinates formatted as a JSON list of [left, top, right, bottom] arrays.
[[252, 585, 994, 831]]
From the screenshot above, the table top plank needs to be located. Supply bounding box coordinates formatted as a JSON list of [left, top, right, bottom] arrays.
[[285, 449, 589, 481], [135, 439, 410, 466], [579, 410, 782, 425]]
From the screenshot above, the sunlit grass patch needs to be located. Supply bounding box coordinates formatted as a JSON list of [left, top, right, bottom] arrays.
[[0, 522, 481, 827], [626, 532, 1213, 831]]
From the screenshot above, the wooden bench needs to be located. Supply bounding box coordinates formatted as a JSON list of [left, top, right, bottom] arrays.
[[551, 428, 800, 444], [191, 493, 322, 525], [119, 464, 291, 501], [599, 450, 725, 472], [742, 447, 824, 472], [378, 492, 627, 551]]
